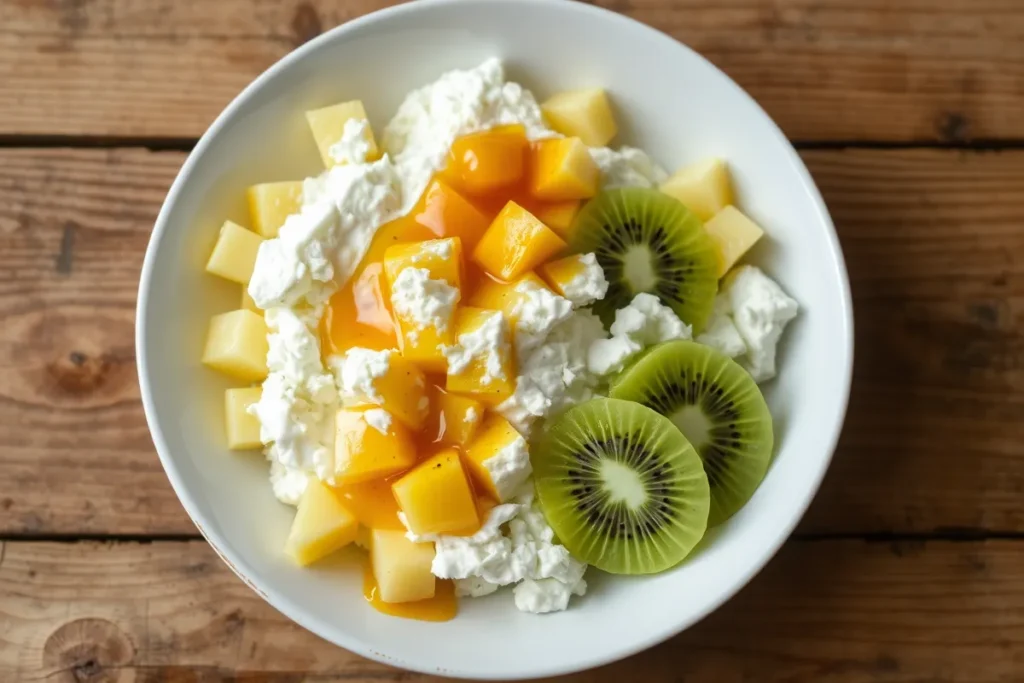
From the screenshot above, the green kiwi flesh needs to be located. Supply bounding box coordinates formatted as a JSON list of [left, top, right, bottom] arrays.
[[533, 397, 710, 575], [610, 340, 774, 526], [569, 188, 719, 331]]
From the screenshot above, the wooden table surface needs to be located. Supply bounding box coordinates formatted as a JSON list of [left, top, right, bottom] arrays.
[[1, 0, 1022, 681]]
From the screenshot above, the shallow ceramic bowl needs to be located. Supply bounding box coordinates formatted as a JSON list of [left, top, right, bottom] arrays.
[[137, 0, 853, 678]]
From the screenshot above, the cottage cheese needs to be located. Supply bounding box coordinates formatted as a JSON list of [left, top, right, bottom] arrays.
[[330, 347, 390, 404], [510, 281, 574, 357], [590, 146, 668, 189], [724, 266, 799, 382], [482, 433, 532, 502], [443, 310, 510, 384], [498, 309, 607, 434], [389, 267, 459, 333], [559, 253, 609, 307], [405, 489, 586, 614], [248, 155, 403, 310], [587, 293, 692, 375], [329, 118, 375, 166], [695, 295, 747, 359]]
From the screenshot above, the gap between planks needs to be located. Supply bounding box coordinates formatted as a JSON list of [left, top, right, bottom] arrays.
[[2, 135, 1024, 152], [7, 530, 1024, 544]]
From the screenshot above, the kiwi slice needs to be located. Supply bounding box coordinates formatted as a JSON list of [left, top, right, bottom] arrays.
[[610, 340, 773, 526], [533, 397, 710, 575], [570, 188, 718, 331]]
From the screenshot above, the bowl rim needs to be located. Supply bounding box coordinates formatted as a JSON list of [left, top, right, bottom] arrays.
[[136, 0, 854, 678]]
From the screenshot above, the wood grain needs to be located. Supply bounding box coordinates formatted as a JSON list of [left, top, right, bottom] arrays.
[[0, 148, 194, 535], [2, 538, 1023, 681], [1, 0, 1022, 141], [1, 147, 1022, 536]]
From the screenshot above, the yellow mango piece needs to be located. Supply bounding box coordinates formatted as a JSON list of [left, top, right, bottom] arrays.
[[334, 479, 405, 531], [531, 200, 581, 239], [285, 480, 359, 566], [467, 272, 551, 327], [305, 99, 379, 168], [341, 350, 429, 431], [205, 220, 264, 285], [334, 408, 417, 486], [241, 286, 260, 313], [471, 202, 567, 281], [370, 528, 436, 603], [201, 310, 269, 382], [247, 181, 303, 238], [541, 88, 618, 147], [448, 124, 528, 195], [424, 387, 483, 447], [659, 158, 734, 222], [383, 237, 463, 290], [462, 413, 531, 502], [703, 206, 765, 278], [392, 450, 479, 536], [445, 308, 516, 406], [528, 138, 599, 201], [224, 387, 262, 450]]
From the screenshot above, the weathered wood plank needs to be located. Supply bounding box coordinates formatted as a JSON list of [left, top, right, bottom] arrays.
[[2, 539, 1022, 681], [0, 148, 194, 535], [1, 147, 1021, 535], [0, 0, 1022, 141]]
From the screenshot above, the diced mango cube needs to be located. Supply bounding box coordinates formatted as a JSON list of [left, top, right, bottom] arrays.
[[247, 181, 303, 238], [531, 200, 581, 238], [340, 349, 429, 431], [285, 480, 359, 566], [224, 387, 262, 450], [541, 88, 618, 147], [448, 124, 528, 195], [334, 408, 417, 486], [408, 179, 491, 253], [703, 206, 765, 278], [202, 310, 269, 381], [659, 158, 734, 222], [370, 529, 436, 603], [463, 413, 531, 502], [392, 450, 479, 535], [528, 138, 600, 201], [205, 220, 264, 285], [445, 308, 516, 406], [424, 387, 483, 447], [241, 286, 260, 313], [334, 479, 404, 531], [383, 237, 463, 290], [472, 202, 567, 281], [467, 272, 551, 327], [305, 99, 379, 168]]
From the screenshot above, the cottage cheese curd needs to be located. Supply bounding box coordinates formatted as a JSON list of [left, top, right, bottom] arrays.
[[588, 293, 692, 375], [722, 265, 799, 382], [389, 267, 460, 335], [482, 433, 532, 502], [559, 253, 609, 307], [590, 146, 668, 189], [442, 310, 510, 383]]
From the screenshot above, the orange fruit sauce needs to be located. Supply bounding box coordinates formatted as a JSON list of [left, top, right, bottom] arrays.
[[319, 126, 574, 621]]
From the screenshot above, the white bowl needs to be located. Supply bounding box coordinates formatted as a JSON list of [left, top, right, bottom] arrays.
[[136, 0, 853, 678]]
